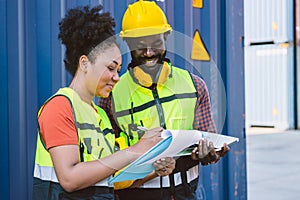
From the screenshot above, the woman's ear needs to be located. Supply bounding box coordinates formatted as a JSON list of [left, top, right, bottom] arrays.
[[79, 55, 89, 73]]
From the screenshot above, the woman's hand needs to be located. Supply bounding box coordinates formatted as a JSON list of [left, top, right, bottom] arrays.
[[153, 157, 176, 176], [130, 127, 164, 155], [128, 157, 176, 188]]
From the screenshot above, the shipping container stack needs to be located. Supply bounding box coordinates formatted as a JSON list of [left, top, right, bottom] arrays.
[[244, 0, 295, 130]]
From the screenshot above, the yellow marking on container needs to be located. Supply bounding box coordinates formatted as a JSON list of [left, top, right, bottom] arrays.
[[272, 22, 279, 30], [193, 0, 203, 8], [191, 30, 210, 61]]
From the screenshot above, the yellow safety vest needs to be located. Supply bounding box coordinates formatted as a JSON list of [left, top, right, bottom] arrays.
[[112, 65, 197, 147], [34, 88, 115, 185], [111, 64, 198, 189]]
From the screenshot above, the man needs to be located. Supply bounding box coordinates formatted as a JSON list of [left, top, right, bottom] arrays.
[[99, 1, 229, 199]]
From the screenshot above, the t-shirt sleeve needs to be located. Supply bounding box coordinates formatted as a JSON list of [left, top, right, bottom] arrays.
[[38, 96, 78, 149]]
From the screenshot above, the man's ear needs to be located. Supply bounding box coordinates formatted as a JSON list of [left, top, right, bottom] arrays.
[[123, 38, 129, 44], [79, 55, 88, 73], [163, 31, 170, 41]]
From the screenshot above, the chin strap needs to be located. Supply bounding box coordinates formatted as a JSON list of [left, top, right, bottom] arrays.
[[130, 61, 171, 87]]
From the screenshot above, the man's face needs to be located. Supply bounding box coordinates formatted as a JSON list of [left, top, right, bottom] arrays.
[[126, 34, 166, 71]]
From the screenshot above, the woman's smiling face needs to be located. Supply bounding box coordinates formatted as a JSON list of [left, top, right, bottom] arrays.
[[86, 44, 122, 98]]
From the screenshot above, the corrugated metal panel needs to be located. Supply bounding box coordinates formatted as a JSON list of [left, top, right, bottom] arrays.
[[225, 1, 247, 199], [6, 0, 39, 199], [244, 0, 294, 45], [245, 44, 294, 130], [0, 0, 9, 198]]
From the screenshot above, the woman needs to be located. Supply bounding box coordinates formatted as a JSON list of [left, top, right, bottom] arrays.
[[32, 5, 175, 199]]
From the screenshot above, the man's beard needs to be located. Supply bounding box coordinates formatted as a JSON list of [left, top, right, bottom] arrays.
[[130, 51, 166, 68]]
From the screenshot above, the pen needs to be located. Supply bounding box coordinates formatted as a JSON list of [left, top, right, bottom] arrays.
[[137, 126, 149, 131]]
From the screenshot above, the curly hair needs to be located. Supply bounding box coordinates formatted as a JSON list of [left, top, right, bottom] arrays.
[[58, 5, 116, 76]]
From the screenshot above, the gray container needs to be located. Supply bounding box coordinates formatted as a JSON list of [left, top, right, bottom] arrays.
[[296, 0, 300, 129], [296, 0, 300, 43], [297, 46, 300, 129], [244, 0, 293, 45], [245, 43, 294, 130]]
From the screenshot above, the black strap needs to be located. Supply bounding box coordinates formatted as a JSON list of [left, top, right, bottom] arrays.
[[169, 155, 199, 196], [180, 169, 192, 196], [79, 141, 84, 162], [160, 176, 163, 199], [114, 92, 197, 118], [168, 173, 175, 195]]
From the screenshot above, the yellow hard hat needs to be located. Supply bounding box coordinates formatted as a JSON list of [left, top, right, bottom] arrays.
[[120, 0, 172, 38]]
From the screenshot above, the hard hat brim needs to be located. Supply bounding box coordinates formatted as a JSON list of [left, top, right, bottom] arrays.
[[120, 25, 172, 38]]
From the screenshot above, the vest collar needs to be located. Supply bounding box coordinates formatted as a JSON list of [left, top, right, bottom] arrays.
[[129, 61, 171, 87]]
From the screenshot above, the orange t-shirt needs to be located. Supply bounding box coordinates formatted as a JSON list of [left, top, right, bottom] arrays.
[[38, 96, 78, 149]]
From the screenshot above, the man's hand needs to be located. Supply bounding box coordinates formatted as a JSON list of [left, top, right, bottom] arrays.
[[191, 139, 230, 165], [216, 143, 230, 158], [153, 157, 176, 176]]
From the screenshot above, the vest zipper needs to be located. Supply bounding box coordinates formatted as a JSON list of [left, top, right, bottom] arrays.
[[152, 86, 166, 129]]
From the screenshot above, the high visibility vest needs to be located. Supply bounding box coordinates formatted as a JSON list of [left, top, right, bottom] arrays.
[[111, 65, 197, 147], [34, 88, 115, 186]]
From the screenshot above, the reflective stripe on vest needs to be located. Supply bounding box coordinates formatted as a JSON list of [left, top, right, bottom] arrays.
[[112, 66, 197, 146], [34, 88, 114, 185]]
